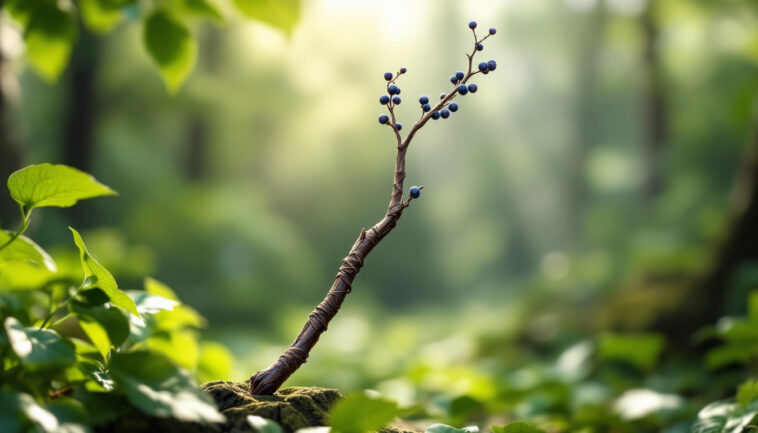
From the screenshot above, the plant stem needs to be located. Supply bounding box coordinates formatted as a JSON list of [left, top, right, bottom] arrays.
[[0, 204, 30, 252]]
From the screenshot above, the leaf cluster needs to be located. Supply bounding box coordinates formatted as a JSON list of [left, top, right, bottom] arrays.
[[0, 163, 233, 432]]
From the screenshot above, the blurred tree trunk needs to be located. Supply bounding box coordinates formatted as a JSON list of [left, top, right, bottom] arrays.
[[0, 9, 25, 226], [568, 2, 607, 244], [184, 26, 220, 181], [654, 130, 758, 341], [640, 0, 667, 201], [62, 27, 100, 226], [63, 28, 99, 173]]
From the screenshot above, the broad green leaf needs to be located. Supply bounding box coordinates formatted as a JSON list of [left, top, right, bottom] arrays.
[[145, 276, 179, 300], [197, 341, 234, 382], [143, 11, 197, 93], [691, 400, 758, 433], [613, 388, 683, 420], [706, 343, 758, 369], [70, 228, 140, 317], [5, 0, 37, 25], [0, 231, 56, 271], [248, 415, 284, 433], [129, 291, 180, 314], [183, 0, 223, 20], [425, 424, 479, 433], [329, 391, 403, 433], [109, 350, 225, 423], [44, 399, 92, 433], [79, 0, 124, 34], [23, 3, 77, 81], [491, 422, 545, 433], [231, 0, 300, 34], [8, 164, 116, 210], [738, 379, 758, 408], [69, 300, 129, 358], [4, 316, 75, 370], [749, 291, 758, 319], [0, 390, 60, 432], [0, 261, 55, 290], [145, 330, 200, 370], [597, 333, 664, 370]]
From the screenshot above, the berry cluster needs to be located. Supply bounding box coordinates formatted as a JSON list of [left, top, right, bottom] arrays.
[[376, 20, 497, 200]]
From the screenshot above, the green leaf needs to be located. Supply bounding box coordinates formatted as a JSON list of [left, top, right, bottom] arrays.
[[143, 11, 197, 93], [0, 231, 56, 271], [691, 400, 758, 433], [182, 0, 223, 20], [597, 333, 664, 370], [425, 424, 479, 433], [329, 391, 403, 433], [231, 0, 300, 34], [738, 379, 758, 408], [79, 0, 124, 34], [23, 3, 78, 81], [144, 277, 179, 300], [197, 341, 234, 383], [248, 415, 284, 433], [749, 291, 758, 319], [44, 399, 92, 433], [69, 300, 130, 358], [491, 422, 545, 433], [4, 316, 75, 370], [70, 228, 140, 318], [109, 350, 225, 423], [8, 164, 116, 211], [0, 390, 60, 432]]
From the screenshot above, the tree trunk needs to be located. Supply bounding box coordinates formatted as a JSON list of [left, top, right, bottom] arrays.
[[640, 0, 668, 201]]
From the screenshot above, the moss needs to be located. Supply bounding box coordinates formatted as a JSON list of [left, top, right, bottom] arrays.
[[98, 382, 343, 433], [96, 382, 421, 433], [203, 381, 342, 432]]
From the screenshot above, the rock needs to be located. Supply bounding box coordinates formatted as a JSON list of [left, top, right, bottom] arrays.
[[203, 381, 342, 432]]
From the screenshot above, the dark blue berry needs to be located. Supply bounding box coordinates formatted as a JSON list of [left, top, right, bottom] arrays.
[[441, 109, 450, 119], [395, 123, 402, 131], [489, 28, 496, 35], [400, 67, 407, 73], [476, 43, 483, 51], [449, 102, 458, 112], [379, 114, 389, 124], [450, 75, 458, 84], [478, 62, 488, 72], [431, 111, 441, 120], [379, 95, 390, 105], [422, 103, 431, 112], [384, 72, 393, 81], [457, 84, 468, 95], [487, 60, 497, 71], [419, 96, 429, 104], [468, 21, 477, 29], [455, 71, 465, 80], [467, 83, 478, 93], [392, 96, 401, 104], [409, 186, 421, 198], [388, 84, 400, 95]]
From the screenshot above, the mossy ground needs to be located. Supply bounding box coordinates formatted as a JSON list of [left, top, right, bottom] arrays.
[[98, 381, 417, 433]]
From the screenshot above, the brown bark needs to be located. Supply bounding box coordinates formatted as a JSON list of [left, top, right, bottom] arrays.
[[248, 29, 496, 395]]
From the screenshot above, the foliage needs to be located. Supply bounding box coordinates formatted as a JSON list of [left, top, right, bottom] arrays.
[[1, 0, 301, 91], [0, 164, 233, 431]]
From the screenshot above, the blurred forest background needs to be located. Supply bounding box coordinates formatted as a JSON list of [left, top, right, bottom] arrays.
[[2, 0, 758, 430]]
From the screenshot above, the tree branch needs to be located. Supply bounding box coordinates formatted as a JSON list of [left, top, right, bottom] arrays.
[[249, 23, 497, 395]]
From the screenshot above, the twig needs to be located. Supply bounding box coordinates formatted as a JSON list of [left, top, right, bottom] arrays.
[[249, 22, 497, 395]]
